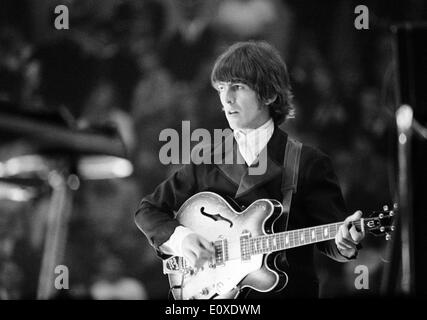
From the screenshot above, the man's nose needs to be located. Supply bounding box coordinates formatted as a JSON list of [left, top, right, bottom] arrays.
[[224, 87, 235, 104]]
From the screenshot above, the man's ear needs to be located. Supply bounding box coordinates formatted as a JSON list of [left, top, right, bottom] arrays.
[[265, 95, 277, 106]]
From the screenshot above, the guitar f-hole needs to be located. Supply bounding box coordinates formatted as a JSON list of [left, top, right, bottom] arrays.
[[200, 207, 233, 227]]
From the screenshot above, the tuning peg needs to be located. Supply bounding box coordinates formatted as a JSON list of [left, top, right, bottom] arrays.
[[380, 226, 385, 232], [391, 226, 395, 231], [385, 233, 392, 241], [393, 203, 398, 209], [389, 211, 394, 216], [379, 213, 384, 219], [383, 205, 389, 211]]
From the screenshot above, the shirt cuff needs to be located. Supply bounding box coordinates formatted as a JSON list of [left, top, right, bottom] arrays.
[[159, 225, 195, 257]]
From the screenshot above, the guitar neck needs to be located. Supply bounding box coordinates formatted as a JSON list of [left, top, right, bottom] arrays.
[[245, 220, 363, 256]]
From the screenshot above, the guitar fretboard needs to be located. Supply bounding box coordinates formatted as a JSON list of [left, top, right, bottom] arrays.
[[243, 220, 362, 256]]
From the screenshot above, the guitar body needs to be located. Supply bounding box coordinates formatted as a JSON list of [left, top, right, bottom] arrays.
[[164, 192, 395, 300], [168, 192, 287, 300]]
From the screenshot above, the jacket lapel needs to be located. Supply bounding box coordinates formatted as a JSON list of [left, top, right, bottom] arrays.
[[213, 133, 247, 187], [214, 127, 287, 198]]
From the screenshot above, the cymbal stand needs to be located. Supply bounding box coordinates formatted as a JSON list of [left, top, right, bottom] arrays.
[[37, 164, 74, 300]]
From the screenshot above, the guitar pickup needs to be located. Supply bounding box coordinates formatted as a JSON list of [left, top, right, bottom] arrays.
[[214, 239, 227, 266], [240, 233, 252, 261]]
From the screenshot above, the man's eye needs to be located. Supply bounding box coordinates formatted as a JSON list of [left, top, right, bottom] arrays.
[[217, 85, 224, 91]]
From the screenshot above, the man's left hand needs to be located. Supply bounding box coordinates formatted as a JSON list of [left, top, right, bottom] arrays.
[[335, 210, 365, 259]]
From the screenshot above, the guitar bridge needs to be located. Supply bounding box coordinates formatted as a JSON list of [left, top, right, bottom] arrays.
[[163, 239, 229, 274]]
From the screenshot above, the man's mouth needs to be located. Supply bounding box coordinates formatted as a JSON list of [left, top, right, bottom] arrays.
[[228, 111, 239, 115]]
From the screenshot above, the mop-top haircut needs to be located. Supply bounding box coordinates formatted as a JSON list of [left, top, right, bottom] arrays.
[[211, 40, 294, 125]]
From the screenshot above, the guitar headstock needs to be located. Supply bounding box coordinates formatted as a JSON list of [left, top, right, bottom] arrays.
[[362, 204, 397, 240]]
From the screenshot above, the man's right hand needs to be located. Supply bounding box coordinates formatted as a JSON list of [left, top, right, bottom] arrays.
[[181, 233, 215, 270]]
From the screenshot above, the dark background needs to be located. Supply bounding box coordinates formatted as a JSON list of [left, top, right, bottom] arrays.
[[0, 0, 426, 299]]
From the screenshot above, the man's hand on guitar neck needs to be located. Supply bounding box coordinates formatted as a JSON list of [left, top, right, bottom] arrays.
[[181, 233, 216, 270], [335, 210, 365, 259]]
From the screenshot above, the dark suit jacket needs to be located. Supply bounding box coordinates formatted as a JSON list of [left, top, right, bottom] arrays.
[[135, 126, 350, 298]]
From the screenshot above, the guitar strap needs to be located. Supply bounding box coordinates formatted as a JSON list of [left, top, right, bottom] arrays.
[[241, 136, 302, 298], [281, 136, 302, 235]]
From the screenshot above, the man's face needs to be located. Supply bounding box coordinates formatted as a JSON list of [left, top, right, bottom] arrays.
[[215, 82, 270, 130]]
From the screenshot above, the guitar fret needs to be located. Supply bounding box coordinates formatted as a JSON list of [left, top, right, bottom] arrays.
[[332, 224, 337, 237], [293, 230, 298, 247], [310, 228, 316, 242], [323, 225, 329, 239], [316, 227, 322, 242]]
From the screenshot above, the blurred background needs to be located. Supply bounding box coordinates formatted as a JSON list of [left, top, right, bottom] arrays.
[[0, 0, 426, 300]]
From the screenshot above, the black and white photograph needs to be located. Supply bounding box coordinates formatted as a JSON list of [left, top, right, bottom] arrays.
[[0, 0, 426, 316]]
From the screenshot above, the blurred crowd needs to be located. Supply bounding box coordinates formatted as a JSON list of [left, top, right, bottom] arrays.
[[0, 0, 425, 299]]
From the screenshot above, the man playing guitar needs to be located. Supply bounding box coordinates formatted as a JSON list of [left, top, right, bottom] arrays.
[[135, 41, 365, 299]]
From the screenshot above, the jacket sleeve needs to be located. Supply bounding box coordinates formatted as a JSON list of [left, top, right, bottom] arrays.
[[301, 150, 353, 262], [134, 163, 199, 257]]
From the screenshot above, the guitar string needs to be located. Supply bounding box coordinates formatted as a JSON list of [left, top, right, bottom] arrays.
[[179, 223, 348, 269]]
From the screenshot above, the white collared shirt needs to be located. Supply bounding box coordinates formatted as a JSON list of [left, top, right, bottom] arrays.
[[233, 118, 275, 166], [160, 118, 275, 257]]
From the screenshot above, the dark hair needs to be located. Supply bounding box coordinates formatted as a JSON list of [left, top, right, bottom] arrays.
[[211, 41, 294, 124]]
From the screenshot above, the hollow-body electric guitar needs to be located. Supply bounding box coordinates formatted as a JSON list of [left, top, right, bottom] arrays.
[[163, 192, 395, 300]]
